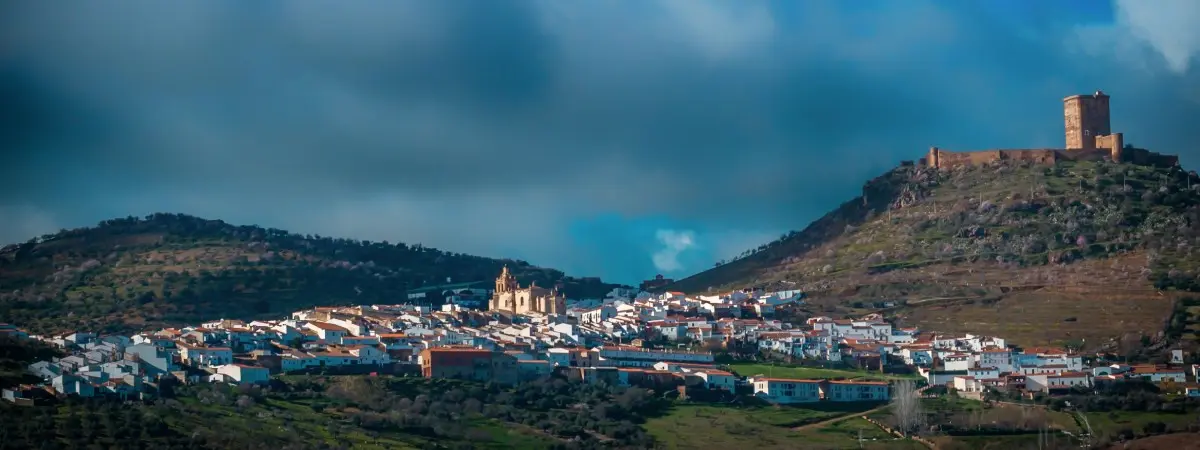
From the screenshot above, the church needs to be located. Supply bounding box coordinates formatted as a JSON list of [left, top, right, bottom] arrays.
[[488, 266, 566, 315]]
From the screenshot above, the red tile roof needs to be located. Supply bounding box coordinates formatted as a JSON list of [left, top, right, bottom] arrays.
[[308, 322, 350, 333]]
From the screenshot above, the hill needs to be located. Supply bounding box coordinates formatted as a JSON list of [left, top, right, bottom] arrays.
[[0, 375, 667, 450], [0, 213, 623, 335], [669, 159, 1200, 351]]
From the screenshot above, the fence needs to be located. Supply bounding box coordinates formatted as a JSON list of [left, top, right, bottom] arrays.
[[860, 415, 937, 449]]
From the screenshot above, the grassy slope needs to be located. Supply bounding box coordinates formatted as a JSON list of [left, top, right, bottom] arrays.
[[1104, 432, 1200, 450], [0, 393, 556, 450], [669, 161, 1200, 349], [0, 374, 669, 449], [0, 213, 623, 335], [644, 403, 922, 450]]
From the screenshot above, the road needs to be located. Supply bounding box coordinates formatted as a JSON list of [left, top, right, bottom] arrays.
[[791, 385, 931, 432]]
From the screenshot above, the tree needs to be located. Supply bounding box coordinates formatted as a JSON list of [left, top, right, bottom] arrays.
[[889, 380, 924, 436]]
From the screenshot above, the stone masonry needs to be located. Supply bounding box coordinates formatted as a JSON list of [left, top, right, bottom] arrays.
[[921, 91, 1177, 170]]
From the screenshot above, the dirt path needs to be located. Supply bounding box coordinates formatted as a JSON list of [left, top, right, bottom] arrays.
[[790, 403, 890, 431], [791, 385, 931, 432]]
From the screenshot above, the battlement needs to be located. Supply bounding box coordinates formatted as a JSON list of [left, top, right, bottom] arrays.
[[921, 91, 1179, 170], [920, 146, 1177, 170]]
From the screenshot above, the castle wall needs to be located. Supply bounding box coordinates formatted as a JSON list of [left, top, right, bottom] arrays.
[[1094, 133, 1122, 162], [1055, 148, 1111, 163], [925, 148, 1061, 169], [922, 92, 1177, 171], [1122, 147, 1179, 168], [922, 146, 1176, 170]]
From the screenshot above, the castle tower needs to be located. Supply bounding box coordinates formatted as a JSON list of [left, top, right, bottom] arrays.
[[1063, 90, 1111, 150]]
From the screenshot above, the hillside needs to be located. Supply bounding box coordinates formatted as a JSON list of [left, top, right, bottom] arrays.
[[670, 159, 1200, 350], [0, 375, 667, 450], [0, 213, 623, 335]]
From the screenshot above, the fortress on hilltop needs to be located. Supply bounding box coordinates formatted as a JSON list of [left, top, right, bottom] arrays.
[[488, 266, 565, 315], [921, 91, 1179, 169]]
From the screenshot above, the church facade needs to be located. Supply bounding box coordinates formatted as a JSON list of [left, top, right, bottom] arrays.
[[488, 266, 566, 315]]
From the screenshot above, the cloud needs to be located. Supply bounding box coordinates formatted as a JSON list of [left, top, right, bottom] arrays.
[[652, 229, 697, 273], [655, 0, 776, 61], [1112, 0, 1200, 74], [3, 1, 1200, 284]]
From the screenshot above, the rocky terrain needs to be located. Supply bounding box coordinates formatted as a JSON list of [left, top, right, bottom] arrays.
[[670, 160, 1200, 350]]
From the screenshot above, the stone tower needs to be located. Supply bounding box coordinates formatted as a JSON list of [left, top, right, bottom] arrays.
[[495, 265, 517, 295], [1063, 90, 1111, 150]]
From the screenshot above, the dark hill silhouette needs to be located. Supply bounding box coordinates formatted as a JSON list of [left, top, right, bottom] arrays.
[[0, 213, 623, 334]]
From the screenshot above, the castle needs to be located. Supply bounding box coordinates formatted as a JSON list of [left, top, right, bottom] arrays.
[[488, 266, 566, 315], [922, 91, 1178, 170]]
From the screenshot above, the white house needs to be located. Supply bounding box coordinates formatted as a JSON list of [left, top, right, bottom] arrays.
[[305, 322, 350, 344], [758, 332, 805, 357], [1020, 365, 1070, 376], [593, 345, 712, 368], [900, 346, 933, 366], [967, 367, 1000, 380], [52, 375, 96, 397], [327, 318, 367, 337], [953, 376, 986, 393], [347, 345, 390, 365], [976, 349, 1014, 373], [178, 343, 233, 366], [692, 369, 737, 391], [579, 306, 616, 325], [941, 354, 972, 372], [215, 364, 270, 385], [1130, 365, 1187, 383], [280, 352, 319, 372], [822, 380, 890, 402], [751, 377, 822, 403], [1025, 372, 1092, 392], [272, 325, 303, 344]]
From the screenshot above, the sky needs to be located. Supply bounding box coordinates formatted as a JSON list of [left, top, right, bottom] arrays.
[[2, 0, 1199, 285]]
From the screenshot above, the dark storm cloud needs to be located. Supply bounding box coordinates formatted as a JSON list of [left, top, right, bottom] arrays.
[[2, 0, 1198, 283]]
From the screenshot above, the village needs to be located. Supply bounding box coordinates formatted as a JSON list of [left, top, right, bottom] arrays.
[[3, 268, 1199, 407]]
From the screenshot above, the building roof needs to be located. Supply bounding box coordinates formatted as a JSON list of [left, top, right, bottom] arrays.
[[827, 380, 889, 386], [754, 377, 823, 383], [425, 347, 492, 353], [308, 322, 351, 333]]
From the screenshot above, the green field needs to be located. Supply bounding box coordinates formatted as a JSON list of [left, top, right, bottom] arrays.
[[644, 403, 922, 450], [933, 433, 1074, 450], [728, 362, 922, 381], [871, 395, 1081, 433], [166, 393, 554, 449], [1081, 409, 1200, 439]]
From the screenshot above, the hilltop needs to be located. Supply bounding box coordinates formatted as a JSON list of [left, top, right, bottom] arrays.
[[0, 213, 623, 335], [669, 159, 1200, 350]]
